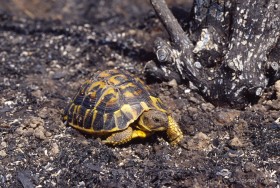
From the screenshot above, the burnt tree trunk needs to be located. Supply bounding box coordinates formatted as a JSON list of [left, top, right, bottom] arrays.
[[147, 0, 280, 108]]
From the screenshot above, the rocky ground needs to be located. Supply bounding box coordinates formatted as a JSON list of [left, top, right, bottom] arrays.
[[0, 1, 279, 187]]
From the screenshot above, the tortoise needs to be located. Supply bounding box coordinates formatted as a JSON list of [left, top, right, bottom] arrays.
[[63, 69, 183, 145]]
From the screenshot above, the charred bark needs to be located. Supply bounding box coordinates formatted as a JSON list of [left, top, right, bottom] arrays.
[[147, 0, 280, 108]]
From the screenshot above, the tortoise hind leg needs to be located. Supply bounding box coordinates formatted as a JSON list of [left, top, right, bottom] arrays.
[[102, 127, 148, 145]]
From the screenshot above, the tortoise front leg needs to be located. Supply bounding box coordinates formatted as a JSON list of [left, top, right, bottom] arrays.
[[102, 127, 149, 145], [166, 116, 183, 146]]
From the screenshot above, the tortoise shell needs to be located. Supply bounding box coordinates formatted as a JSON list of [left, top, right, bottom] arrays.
[[63, 69, 168, 134]]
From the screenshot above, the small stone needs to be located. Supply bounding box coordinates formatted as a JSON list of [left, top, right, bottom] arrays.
[[24, 128, 34, 136], [187, 132, 211, 151], [216, 109, 240, 125], [233, 119, 248, 134], [32, 90, 43, 98], [29, 122, 38, 128], [244, 162, 256, 172], [45, 131, 52, 137], [0, 122, 10, 128], [229, 136, 243, 148], [189, 97, 201, 104], [34, 129, 46, 140], [80, 139, 90, 145], [187, 106, 198, 114], [196, 132, 209, 140], [38, 108, 49, 119], [51, 181, 57, 187], [78, 181, 85, 187], [265, 99, 280, 110], [106, 61, 115, 67], [50, 143, 59, 156], [275, 117, 280, 124], [227, 149, 244, 158], [216, 169, 232, 178], [0, 142, 7, 149], [275, 80, 280, 99], [201, 102, 215, 112], [167, 79, 178, 88], [36, 125, 45, 131], [52, 71, 65, 80], [15, 127, 24, 135], [0, 150, 7, 157], [163, 90, 170, 96], [28, 116, 44, 128]]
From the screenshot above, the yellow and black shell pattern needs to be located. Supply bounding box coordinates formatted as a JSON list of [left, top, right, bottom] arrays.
[[63, 69, 167, 134]]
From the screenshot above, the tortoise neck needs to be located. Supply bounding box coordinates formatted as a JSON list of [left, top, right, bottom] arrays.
[[137, 114, 152, 132]]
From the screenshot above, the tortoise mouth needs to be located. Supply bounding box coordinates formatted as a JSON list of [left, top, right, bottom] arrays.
[[151, 126, 167, 131], [136, 123, 167, 132]]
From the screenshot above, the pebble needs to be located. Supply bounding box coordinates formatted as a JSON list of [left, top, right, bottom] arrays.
[[216, 169, 232, 178], [50, 143, 59, 156], [45, 131, 52, 137], [187, 106, 198, 114], [265, 100, 280, 110], [32, 89, 43, 98], [36, 125, 45, 131], [216, 109, 240, 125], [0, 150, 7, 157], [244, 162, 256, 172], [233, 119, 248, 134], [0, 142, 7, 149], [38, 107, 61, 119], [0, 122, 10, 128], [187, 132, 211, 150], [15, 116, 50, 139], [201, 102, 215, 112], [106, 61, 115, 67], [229, 136, 243, 148], [189, 96, 201, 104], [227, 149, 244, 158], [38, 107, 49, 119], [28, 116, 44, 128], [30, 122, 38, 129], [167, 79, 178, 88], [34, 129, 46, 140], [78, 181, 86, 187], [15, 126, 34, 136], [275, 80, 280, 99], [15, 127, 24, 135], [25, 128, 35, 136], [52, 71, 65, 80]]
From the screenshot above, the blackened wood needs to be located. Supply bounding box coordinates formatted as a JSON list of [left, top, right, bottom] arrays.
[[149, 0, 280, 108]]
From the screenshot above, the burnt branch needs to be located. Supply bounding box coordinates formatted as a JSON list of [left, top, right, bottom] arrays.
[[148, 0, 280, 108], [151, 0, 193, 49]]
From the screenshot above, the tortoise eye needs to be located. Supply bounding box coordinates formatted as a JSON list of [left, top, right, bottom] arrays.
[[153, 117, 160, 123]]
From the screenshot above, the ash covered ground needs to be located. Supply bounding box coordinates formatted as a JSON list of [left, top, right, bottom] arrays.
[[0, 1, 279, 187]]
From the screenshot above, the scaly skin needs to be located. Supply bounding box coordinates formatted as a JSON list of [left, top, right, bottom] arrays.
[[102, 127, 149, 146], [102, 114, 183, 146], [166, 116, 183, 145]]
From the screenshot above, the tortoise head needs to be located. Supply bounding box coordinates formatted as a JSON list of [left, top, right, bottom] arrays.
[[138, 109, 183, 145], [138, 110, 168, 132]]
